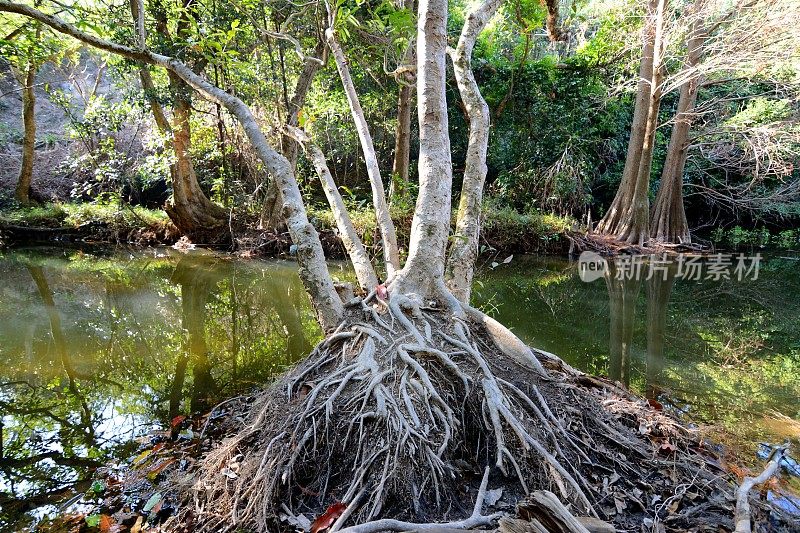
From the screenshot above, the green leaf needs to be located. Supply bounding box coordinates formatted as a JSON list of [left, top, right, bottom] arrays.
[[85, 514, 101, 527], [143, 492, 162, 513]]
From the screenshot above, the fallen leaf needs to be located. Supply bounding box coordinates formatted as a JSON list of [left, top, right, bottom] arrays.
[[143, 493, 162, 513], [130, 516, 144, 533], [647, 398, 664, 411], [310, 502, 347, 533], [146, 458, 176, 480], [171, 415, 187, 428], [502, 254, 513, 264], [99, 515, 115, 532], [132, 449, 152, 466]]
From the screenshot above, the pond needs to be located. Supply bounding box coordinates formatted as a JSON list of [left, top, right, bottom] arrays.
[[1, 246, 798, 529]]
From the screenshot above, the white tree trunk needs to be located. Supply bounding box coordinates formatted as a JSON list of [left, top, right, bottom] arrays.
[[286, 126, 380, 291], [0, 1, 345, 331], [326, 28, 401, 278], [444, 0, 502, 304], [393, 0, 453, 296]]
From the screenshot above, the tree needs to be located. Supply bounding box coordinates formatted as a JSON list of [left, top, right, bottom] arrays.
[[0, 1, 751, 531], [595, 0, 668, 245], [651, 0, 800, 242], [598, 0, 800, 245], [0, 24, 61, 205], [649, 15, 703, 244]]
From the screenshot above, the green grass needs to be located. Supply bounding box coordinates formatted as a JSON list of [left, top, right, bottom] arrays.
[[0, 202, 169, 230], [306, 200, 573, 254]]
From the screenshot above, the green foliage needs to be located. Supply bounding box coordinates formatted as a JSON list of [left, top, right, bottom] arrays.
[[711, 226, 800, 250], [0, 201, 168, 230]]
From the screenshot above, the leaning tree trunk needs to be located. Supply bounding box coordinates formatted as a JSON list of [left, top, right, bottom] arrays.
[[444, 0, 503, 303], [327, 27, 401, 277], [596, 0, 667, 245], [286, 125, 380, 291], [14, 63, 36, 205], [651, 19, 705, 244], [325, 28, 400, 278]]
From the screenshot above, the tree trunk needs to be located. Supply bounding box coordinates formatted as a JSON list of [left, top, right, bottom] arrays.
[[390, 83, 413, 202], [444, 0, 502, 303], [287, 127, 380, 291], [163, 81, 227, 241], [596, 0, 667, 245], [393, 0, 453, 294], [129, 0, 170, 134], [390, 0, 416, 203], [14, 63, 36, 205], [541, 0, 563, 42], [260, 43, 326, 231], [327, 28, 401, 278], [651, 19, 705, 244]]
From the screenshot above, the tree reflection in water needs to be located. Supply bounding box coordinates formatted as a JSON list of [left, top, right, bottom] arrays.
[[0, 248, 323, 528]]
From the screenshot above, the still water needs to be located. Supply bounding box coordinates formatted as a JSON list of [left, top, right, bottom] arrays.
[[1, 247, 798, 528]]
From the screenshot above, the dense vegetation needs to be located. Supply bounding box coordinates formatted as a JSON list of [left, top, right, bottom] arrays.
[[1, 0, 797, 250]]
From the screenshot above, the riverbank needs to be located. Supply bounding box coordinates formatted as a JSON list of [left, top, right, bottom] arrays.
[[0, 202, 575, 257]]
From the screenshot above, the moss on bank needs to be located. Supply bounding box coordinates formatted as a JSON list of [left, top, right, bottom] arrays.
[[0, 200, 575, 255], [0, 202, 177, 245]]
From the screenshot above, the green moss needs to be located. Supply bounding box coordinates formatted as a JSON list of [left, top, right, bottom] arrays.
[[0, 202, 168, 231]]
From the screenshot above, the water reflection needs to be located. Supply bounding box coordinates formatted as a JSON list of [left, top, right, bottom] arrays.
[[0, 248, 323, 529], [473, 253, 800, 458]]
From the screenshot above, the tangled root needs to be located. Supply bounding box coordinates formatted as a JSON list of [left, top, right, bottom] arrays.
[[186, 292, 735, 532]]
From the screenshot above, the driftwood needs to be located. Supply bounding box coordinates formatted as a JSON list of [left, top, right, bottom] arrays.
[[498, 490, 614, 533], [734, 445, 788, 533]]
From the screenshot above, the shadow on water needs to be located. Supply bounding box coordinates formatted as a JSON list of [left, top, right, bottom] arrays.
[[0, 247, 323, 529]]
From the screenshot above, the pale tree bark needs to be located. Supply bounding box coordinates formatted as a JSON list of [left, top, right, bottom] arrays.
[[651, 16, 705, 244], [389, 0, 416, 203], [326, 26, 401, 278], [260, 41, 326, 231], [444, 0, 503, 304], [596, 0, 667, 245], [392, 0, 453, 296], [286, 125, 380, 291], [0, 1, 345, 331], [14, 62, 36, 205]]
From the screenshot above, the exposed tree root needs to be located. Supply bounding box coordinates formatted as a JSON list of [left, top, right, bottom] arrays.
[[179, 292, 786, 532]]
